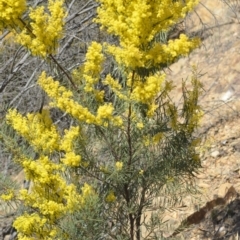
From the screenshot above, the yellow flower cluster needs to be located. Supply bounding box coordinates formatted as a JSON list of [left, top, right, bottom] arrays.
[[163, 34, 200, 59], [103, 74, 129, 101], [97, 103, 123, 127], [6, 108, 82, 167], [13, 213, 57, 239], [0, 0, 26, 29], [61, 152, 81, 167], [106, 34, 199, 69], [0, 189, 14, 201], [93, 0, 201, 124], [16, 0, 66, 57], [96, 0, 199, 69], [83, 42, 104, 92], [152, 132, 164, 144], [6, 109, 60, 153], [6, 103, 87, 239], [38, 72, 123, 127], [97, 103, 113, 118], [103, 75, 122, 91], [146, 34, 200, 66], [136, 122, 144, 129], [105, 190, 116, 203], [38, 71, 96, 124], [11, 152, 95, 239], [107, 44, 144, 69], [96, 0, 198, 47], [99, 165, 110, 174], [81, 183, 95, 199], [146, 103, 158, 117], [115, 161, 123, 171], [60, 126, 79, 152], [60, 126, 81, 166], [73, 41, 106, 103], [131, 74, 165, 104]]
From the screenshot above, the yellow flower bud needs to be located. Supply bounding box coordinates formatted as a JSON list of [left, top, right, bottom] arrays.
[[105, 190, 116, 203], [115, 161, 123, 171]]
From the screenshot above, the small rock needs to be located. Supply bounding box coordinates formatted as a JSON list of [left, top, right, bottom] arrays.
[[221, 139, 228, 145], [218, 183, 233, 198], [214, 226, 226, 238], [211, 150, 221, 158], [221, 88, 234, 102], [4, 235, 12, 240]]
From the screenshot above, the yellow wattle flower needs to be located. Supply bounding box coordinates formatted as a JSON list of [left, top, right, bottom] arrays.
[[0, 189, 14, 201], [95, 0, 200, 69], [0, 0, 26, 29], [105, 190, 116, 203], [15, 0, 66, 57], [115, 161, 123, 171]]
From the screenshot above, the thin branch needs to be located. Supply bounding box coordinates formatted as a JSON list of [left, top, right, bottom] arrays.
[[127, 71, 135, 167], [66, 2, 98, 24], [48, 54, 77, 89]]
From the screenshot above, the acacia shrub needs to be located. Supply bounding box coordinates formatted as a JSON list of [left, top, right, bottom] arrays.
[[0, 0, 203, 239]]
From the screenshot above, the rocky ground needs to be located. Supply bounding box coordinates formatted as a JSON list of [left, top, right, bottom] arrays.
[[161, 0, 240, 239], [1, 0, 240, 239]]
